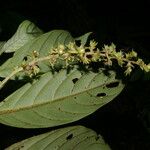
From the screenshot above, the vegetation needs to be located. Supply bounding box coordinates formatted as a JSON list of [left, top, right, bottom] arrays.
[[0, 20, 149, 149]]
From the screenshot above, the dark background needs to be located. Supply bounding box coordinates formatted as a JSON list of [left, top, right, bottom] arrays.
[[0, 0, 150, 149]]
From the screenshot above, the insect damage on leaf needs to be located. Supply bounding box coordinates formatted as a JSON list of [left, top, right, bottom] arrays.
[[96, 93, 107, 97], [72, 78, 79, 84], [66, 133, 73, 140], [106, 81, 119, 88]]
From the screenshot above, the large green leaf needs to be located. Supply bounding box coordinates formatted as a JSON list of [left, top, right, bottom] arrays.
[[5, 126, 111, 150], [2, 20, 43, 53], [0, 69, 124, 128], [0, 30, 74, 78]]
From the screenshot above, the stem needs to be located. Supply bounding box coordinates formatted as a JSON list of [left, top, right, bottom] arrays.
[[29, 56, 51, 65], [0, 67, 23, 90], [0, 56, 52, 90]]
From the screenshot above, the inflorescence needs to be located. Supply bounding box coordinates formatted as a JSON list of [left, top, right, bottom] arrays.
[[23, 40, 149, 76], [0, 40, 150, 90]]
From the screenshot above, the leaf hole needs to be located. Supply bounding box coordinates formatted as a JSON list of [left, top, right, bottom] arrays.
[[74, 97, 77, 99], [96, 93, 106, 97], [23, 56, 28, 61], [72, 78, 79, 84], [66, 133, 73, 140], [106, 81, 119, 88]]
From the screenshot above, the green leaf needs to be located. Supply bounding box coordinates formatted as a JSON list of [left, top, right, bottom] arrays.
[[0, 30, 74, 78], [5, 126, 111, 150], [75, 32, 92, 45], [0, 69, 124, 128], [2, 20, 43, 53]]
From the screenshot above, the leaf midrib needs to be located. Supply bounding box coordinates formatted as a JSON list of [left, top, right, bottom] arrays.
[[0, 79, 123, 115]]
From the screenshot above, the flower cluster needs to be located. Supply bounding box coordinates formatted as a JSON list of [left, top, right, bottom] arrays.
[[49, 40, 100, 66], [21, 41, 150, 76], [46, 41, 150, 75], [0, 40, 150, 90], [21, 51, 40, 77]]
